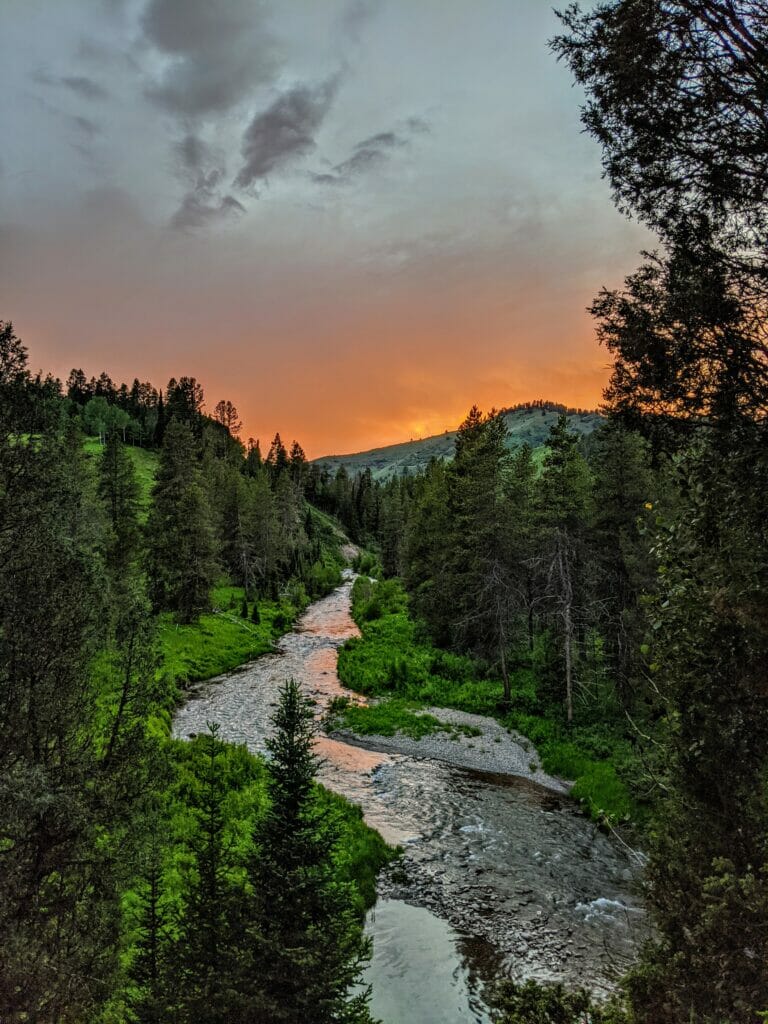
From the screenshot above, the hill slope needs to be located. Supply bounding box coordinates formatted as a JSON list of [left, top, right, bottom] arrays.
[[314, 403, 602, 480]]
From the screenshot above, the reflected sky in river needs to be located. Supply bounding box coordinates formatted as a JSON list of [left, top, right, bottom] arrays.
[[173, 577, 646, 1005]]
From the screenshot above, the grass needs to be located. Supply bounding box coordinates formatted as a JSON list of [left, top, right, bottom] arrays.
[[158, 588, 288, 687], [335, 575, 645, 827], [82, 436, 158, 519], [327, 695, 481, 740]]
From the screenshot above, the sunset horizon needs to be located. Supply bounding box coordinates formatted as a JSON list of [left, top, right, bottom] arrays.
[[2, 0, 648, 459]]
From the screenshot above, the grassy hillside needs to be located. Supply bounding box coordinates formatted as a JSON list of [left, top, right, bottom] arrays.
[[83, 437, 158, 517], [314, 403, 602, 480]]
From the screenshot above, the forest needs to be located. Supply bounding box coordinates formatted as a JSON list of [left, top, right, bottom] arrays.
[[2, 1, 767, 1022]]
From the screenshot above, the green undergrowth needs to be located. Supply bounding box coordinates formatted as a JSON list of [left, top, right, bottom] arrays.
[[110, 733, 395, 1016], [327, 695, 481, 740], [151, 735, 395, 915], [158, 584, 300, 688], [336, 575, 646, 826]]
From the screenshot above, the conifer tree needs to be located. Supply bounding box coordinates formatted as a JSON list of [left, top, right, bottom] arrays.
[[147, 419, 218, 622], [129, 824, 173, 1024], [98, 427, 142, 574], [266, 432, 289, 481], [0, 330, 119, 1019], [170, 726, 246, 1024], [536, 416, 592, 723], [243, 681, 374, 1024]]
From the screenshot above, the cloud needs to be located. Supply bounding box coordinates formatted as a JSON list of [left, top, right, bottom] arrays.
[[235, 77, 340, 188], [141, 0, 277, 118], [340, 0, 381, 41], [168, 133, 243, 230], [173, 133, 218, 177], [170, 192, 245, 230], [61, 75, 109, 100], [71, 114, 101, 138], [313, 121, 427, 186]]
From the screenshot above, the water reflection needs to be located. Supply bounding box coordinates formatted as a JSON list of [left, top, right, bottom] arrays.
[[173, 578, 645, 1006], [364, 900, 497, 1024]]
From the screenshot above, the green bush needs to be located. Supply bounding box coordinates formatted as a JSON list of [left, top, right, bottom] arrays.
[[352, 550, 382, 578], [490, 978, 629, 1024]]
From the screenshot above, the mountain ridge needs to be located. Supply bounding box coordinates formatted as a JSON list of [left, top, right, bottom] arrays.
[[313, 401, 603, 480]]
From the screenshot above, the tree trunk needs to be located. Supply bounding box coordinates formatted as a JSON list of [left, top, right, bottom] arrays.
[[499, 626, 511, 707], [564, 594, 573, 725], [556, 535, 575, 725]]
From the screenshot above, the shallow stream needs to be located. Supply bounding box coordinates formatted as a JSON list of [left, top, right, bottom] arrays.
[[173, 576, 645, 1021]]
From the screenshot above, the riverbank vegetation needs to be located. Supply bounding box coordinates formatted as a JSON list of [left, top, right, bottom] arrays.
[[0, 329, 384, 1022], [333, 575, 640, 825]]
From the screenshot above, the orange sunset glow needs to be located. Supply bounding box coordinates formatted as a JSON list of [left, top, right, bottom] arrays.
[[2, 0, 652, 458]]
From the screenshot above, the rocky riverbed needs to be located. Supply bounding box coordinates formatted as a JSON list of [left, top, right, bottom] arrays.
[[173, 575, 647, 1014]]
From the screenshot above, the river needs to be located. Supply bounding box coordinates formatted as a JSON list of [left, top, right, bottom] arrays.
[[172, 575, 646, 1022]]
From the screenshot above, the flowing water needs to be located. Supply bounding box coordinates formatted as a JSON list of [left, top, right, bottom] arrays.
[[173, 576, 646, 1021]]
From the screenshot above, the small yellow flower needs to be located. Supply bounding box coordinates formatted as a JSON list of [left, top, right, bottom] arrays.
[[644, 502, 653, 510]]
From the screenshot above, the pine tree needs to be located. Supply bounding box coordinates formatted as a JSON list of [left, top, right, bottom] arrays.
[[588, 421, 657, 704], [536, 416, 592, 723], [243, 681, 374, 1024], [266, 432, 290, 481], [98, 427, 142, 574], [0, 330, 119, 1019], [147, 419, 218, 622], [169, 726, 247, 1024], [626, 436, 768, 1022], [129, 824, 173, 1024]]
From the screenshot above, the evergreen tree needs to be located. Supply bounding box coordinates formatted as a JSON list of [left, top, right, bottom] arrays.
[[166, 376, 205, 433], [626, 435, 768, 1022], [404, 459, 452, 644], [555, 4, 768, 1015], [0, 337, 117, 1019], [98, 427, 142, 574], [213, 399, 242, 436], [588, 421, 657, 703], [536, 416, 592, 723], [243, 681, 374, 1024], [129, 823, 173, 1024], [169, 726, 247, 1024], [147, 419, 218, 622], [441, 408, 518, 698], [245, 437, 262, 476], [266, 432, 290, 482]]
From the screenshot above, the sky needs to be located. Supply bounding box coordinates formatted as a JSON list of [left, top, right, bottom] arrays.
[[0, 0, 652, 457]]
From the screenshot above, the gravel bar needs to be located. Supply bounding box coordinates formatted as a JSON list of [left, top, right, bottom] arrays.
[[330, 705, 572, 795]]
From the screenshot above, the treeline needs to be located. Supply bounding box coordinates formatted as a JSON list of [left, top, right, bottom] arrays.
[[316, 410, 658, 722], [502, 399, 600, 416], [0, 323, 379, 1022]]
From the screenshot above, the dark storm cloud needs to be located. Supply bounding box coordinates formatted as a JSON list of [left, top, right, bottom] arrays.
[[61, 75, 109, 100], [235, 78, 339, 188], [141, 0, 276, 118], [170, 192, 245, 231]]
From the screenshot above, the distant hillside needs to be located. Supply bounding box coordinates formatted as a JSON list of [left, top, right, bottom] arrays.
[[314, 402, 603, 480]]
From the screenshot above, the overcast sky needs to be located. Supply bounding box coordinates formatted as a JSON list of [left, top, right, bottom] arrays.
[[0, 0, 651, 455]]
